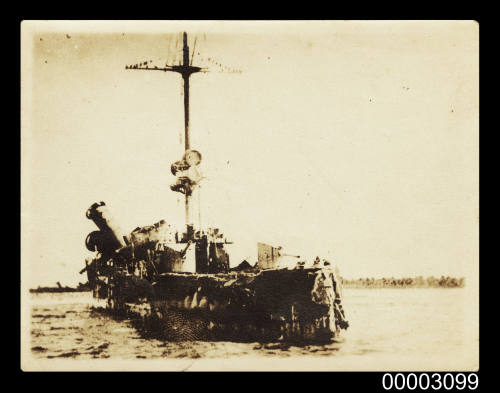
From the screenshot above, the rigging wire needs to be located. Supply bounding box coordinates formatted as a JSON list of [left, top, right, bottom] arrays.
[[166, 34, 174, 65], [173, 34, 179, 65], [190, 35, 197, 66], [198, 184, 202, 230]]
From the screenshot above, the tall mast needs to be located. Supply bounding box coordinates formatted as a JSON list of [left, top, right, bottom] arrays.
[[182, 32, 190, 151], [125, 32, 204, 237], [181, 32, 192, 234]]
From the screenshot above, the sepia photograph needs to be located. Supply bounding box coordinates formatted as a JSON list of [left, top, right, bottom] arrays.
[[20, 20, 479, 372]]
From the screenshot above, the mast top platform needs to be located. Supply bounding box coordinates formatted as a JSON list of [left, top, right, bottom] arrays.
[[124, 32, 206, 77]]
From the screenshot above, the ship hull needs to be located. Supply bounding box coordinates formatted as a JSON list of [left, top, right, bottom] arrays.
[[102, 268, 347, 343]]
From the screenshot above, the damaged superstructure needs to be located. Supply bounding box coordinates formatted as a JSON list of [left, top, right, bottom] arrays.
[[81, 32, 348, 343]]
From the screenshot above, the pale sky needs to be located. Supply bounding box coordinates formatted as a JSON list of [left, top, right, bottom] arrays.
[[21, 21, 479, 287]]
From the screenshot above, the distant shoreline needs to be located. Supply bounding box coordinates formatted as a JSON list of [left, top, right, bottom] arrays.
[[29, 287, 91, 293], [341, 276, 465, 289], [29, 282, 91, 293], [30, 275, 465, 293]]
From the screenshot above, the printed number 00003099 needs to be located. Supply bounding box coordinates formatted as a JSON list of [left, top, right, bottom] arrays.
[[382, 373, 478, 390]]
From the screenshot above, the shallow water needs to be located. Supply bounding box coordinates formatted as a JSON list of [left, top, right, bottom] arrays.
[[26, 288, 478, 370]]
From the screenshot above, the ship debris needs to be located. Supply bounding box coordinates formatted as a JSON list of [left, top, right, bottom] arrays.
[[82, 32, 348, 343]]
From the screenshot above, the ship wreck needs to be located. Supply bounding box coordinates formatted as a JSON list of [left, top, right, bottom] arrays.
[[81, 32, 349, 343]]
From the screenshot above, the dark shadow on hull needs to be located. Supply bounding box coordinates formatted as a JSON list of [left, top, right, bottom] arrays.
[[93, 305, 341, 347]]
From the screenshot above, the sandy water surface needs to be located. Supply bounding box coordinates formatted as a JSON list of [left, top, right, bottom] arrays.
[[25, 288, 478, 371]]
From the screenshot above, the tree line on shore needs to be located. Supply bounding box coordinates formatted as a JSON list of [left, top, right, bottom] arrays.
[[340, 275, 465, 288], [30, 275, 466, 293], [29, 281, 91, 293]]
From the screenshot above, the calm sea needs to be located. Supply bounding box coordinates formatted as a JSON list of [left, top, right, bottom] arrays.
[[25, 288, 478, 371]]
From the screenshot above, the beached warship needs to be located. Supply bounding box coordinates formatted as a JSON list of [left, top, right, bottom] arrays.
[[81, 33, 348, 343]]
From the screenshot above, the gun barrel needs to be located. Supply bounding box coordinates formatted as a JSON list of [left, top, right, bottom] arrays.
[[86, 202, 127, 250]]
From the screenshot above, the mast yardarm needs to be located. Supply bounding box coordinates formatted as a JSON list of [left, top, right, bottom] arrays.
[[125, 32, 205, 238]]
